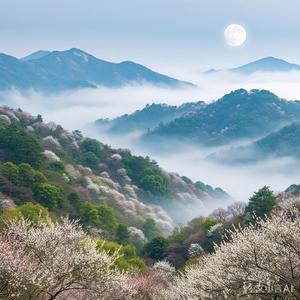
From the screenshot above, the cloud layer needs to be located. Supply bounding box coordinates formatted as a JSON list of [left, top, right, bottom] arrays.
[[1, 70, 300, 204]]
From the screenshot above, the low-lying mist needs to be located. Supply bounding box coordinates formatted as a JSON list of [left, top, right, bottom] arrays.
[[85, 128, 300, 204], [1, 70, 300, 208]]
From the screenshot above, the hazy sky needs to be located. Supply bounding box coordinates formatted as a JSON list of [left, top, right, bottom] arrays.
[[1, 0, 300, 76]]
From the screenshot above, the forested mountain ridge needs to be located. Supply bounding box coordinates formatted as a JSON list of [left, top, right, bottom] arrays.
[[142, 89, 300, 146], [93, 101, 206, 135], [0, 106, 229, 242]]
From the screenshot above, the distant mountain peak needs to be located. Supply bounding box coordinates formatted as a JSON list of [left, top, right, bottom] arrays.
[[230, 56, 300, 74], [260, 56, 280, 61], [68, 48, 91, 62], [22, 50, 52, 61], [0, 48, 194, 91], [206, 56, 300, 75]]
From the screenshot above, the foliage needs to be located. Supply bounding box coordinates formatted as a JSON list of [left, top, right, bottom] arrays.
[[0, 124, 43, 168], [81, 138, 103, 157], [97, 240, 146, 271], [142, 218, 160, 240], [143, 236, 169, 260], [0, 162, 20, 184], [1, 203, 49, 224], [164, 202, 247, 269], [121, 152, 170, 197], [75, 202, 118, 235], [48, 161, 65, 173], [116, 223, 130, 245], [141, 175, 170, 197], [245, 186, 277, 219], [0, 162, 47, 188], [33, 183, 62, 210]]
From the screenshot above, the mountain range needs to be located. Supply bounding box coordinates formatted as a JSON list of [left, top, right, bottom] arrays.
[[207, 56, 300, 74], [0, 48, 193, 91], [141, 89, 300, 146], [92, 101, 206, 135], [90, 89, 300, 162]]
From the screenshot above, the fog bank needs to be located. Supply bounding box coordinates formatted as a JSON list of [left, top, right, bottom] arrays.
[[1, 70, 300, 202]]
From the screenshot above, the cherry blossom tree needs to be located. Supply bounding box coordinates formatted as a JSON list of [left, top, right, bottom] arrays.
[[171, 207, 300, 300], [0, 218, 133, 300]]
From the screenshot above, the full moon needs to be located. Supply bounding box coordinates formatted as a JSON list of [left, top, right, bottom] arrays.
[[224, 24, 247, 47]]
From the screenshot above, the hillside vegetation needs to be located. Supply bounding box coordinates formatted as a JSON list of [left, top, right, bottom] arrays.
[[0, 106, 229, 244]]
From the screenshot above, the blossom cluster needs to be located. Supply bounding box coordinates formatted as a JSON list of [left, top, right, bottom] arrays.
[[0, 218, 132, 300]]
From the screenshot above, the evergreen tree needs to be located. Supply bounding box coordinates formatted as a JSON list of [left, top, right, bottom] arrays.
[[245, 186, 277, 219]]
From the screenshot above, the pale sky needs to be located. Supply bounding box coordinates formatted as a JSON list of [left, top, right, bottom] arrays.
[[1, 0, 300, 75]]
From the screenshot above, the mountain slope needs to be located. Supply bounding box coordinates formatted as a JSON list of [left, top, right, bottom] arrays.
[[0, 48, 194, 91], [0, 106, 230, 237], [210, 123, 300, 164], [92, 101, 206, 135], [206, 57, 300, 75], [254, 122, 300, 158], [143, 89, 300, 146], [0, 52, 95, 90], [22, 50, 52, 61], [230, 57, 300, 74]]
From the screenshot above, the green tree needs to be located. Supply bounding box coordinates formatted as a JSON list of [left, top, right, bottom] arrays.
[[96, 240, 145, 271], [97, 205, 118, 234], [0, 124, 43, 168], [18, 163, 46, 187], [0, 162, 20, 184], [143, 236, 169, 260], [33, 183, 62, 210], [245, 186, 277, 219], [81, 138, 103, 157], [116, 224, 130, 245], [79, 203, 118, 235], [82, 152, 99, 167], [140, 175, 170, 196], [80, 204, 100, 227], [48, 161, 65, 174], [142, 218, 160, 240]]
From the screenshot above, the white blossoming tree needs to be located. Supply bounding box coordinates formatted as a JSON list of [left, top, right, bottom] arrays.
[[170, 207, 300, 300], [0, 218, 132, 300]]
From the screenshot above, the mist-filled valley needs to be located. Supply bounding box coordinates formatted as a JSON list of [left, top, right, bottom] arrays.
[[2, 68, 300, 210], [3, 1, 300, 298]]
